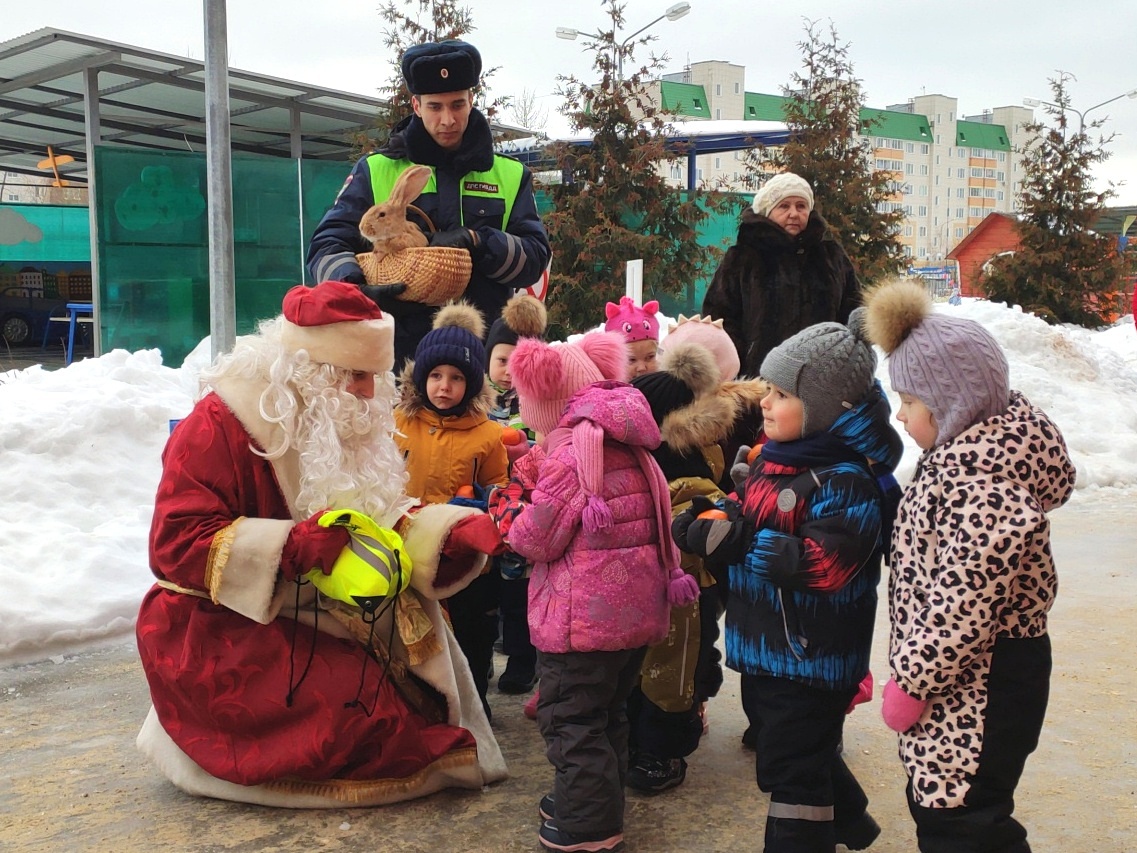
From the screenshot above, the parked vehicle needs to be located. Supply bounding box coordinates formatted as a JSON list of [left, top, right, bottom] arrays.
[[0, 286, 68, 347]]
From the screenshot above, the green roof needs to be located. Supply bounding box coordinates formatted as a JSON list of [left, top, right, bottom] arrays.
[[860, 109, 932, 142], [659, 81, 710, 118], [744, 92, 791, 121], [955, 120, 1010, 151]]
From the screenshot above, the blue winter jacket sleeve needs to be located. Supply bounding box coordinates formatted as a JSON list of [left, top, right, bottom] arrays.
[[306, 157, 378, 285], [742, 471, 883, 594]]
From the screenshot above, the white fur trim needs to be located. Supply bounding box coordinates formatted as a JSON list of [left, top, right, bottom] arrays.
[[215, 517, 293, 623], [401, 503, 489, 599], [281, 314, 395, 375]]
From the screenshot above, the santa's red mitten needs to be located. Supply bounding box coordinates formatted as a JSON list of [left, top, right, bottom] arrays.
[[444, 513, 506, 558], [279, 512, 350, 580], [881, 678, 927, 732]]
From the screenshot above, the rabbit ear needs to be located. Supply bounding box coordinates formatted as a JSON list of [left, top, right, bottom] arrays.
[[387, 164, 432, 207]]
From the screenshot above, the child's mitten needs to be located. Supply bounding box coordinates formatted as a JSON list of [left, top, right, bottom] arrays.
[[881, 679, 927, 732]]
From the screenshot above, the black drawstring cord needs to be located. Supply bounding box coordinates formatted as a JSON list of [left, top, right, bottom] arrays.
[[345, 550, 405, 717], [285, 574, 318, 707]]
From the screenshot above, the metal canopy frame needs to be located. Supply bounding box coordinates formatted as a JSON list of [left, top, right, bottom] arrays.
[[0, 27, 387, 186]]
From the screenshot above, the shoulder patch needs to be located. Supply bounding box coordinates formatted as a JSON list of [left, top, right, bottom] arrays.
[[334, 173, 354, 203]]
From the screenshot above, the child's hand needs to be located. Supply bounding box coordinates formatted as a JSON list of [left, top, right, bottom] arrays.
[[673, 496, 748, 560], [730, 445, 752, 491], [489, 479, 528, 541], [881, 679, 927, 732]]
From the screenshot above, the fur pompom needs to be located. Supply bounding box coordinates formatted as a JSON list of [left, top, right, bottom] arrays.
[[578, 331, 629, 382], [500, 293, 548, 340], [510, 337, 564, 398], [659, 341, 720, 398], [432, 300, 485, 339], [862, 276, 931, 355]]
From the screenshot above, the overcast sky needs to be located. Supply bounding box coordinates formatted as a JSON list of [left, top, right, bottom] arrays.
[[5, 1, 1137, 205]]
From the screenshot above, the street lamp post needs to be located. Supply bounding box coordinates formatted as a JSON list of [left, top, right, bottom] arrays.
[[1024, 88, 1137, 135], [556, 2, 691, 81]]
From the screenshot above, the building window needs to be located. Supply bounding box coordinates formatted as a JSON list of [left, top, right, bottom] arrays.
[[918, 247, 928, 258], [903, 245, 913, 257], [905, 163, 915, 175], [998, 152, 1007, 162], [734, 82, 740, 94], [918, 226, 928, 237], [715, 83, 721, 96], [692, 98, 703, 111], [904, 224, 914, 237], [748, 105, 756, 116], [920, 165, 929, 175], [997, 191, 1004, 201], [956, 207, 965, 218], [957, 168, 965, 179], [970, 206, 985, 217], [955, 227, 965, 238], [997, 171, 1005, 181], [918, 205, 928, 216], [714, 157, 721, 170], [919, 185, 928, 196], [715, 108, 722, 120], [906, 142, 914, 152], [921, 144, 930, 154]]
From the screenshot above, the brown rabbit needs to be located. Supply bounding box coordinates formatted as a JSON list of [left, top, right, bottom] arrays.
[[358, 164, 433, 259]]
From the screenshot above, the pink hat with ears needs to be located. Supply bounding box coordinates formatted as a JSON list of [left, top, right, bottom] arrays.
[[604, 296, 660, 344], [509, 331, 629, 436]]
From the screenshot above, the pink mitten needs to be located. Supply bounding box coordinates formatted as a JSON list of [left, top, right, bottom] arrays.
[[667, 567, 700, 606], [846, 670, 874, 714], [881, 678, 927, 732]]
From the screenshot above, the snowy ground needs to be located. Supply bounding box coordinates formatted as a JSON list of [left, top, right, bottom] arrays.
[[0, 299, 1135, 666]]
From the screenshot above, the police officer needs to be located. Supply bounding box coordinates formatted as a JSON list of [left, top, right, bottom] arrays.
[[307, 39, 551, 368]]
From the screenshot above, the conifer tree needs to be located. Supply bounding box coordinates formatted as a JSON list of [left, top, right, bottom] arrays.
[[980, 74, 1132, 326], [543, 0, 724, 336], [748, 19, 904, 283]]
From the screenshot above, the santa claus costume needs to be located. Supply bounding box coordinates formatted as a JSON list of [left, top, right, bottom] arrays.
[[136, 281, 506, 807]]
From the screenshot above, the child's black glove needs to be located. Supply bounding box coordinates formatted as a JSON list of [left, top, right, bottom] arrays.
[[672, 495, 750, 562]]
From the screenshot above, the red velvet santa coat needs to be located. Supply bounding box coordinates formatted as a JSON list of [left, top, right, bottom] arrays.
[[136, 374, 506, 807]]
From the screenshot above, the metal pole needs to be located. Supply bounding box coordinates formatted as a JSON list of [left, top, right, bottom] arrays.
[[82, 67, 103, 357], [204, 0, 236, 360]]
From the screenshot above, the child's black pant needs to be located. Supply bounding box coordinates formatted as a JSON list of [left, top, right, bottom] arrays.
[[536, 646, 647, 837], [741, 673, 866, 853], [906, 635, 1051, 853], [446, 571, 499, 713]]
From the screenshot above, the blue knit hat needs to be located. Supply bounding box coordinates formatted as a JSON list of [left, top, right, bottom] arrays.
[[411, 302, 486, 410]]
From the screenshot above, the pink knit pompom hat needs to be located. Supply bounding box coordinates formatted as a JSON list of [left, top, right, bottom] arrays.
[[604, 296, 660, 344], [509, 331, 629, 437]]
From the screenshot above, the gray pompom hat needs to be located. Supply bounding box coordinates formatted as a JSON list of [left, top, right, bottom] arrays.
[[759, 310, 877, 436]]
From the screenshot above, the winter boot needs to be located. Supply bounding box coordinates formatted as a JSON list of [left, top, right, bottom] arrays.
[[627, 754, 687, 793], [539, 820, 624, 852]]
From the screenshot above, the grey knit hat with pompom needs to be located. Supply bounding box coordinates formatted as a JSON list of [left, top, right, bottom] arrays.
[[759, 310, 877, 436]]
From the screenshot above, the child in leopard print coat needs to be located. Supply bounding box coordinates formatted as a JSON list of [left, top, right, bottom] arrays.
[[863, 277, 1076, 853]]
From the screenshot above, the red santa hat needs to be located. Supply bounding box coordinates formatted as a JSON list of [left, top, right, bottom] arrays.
[[279, 281, 395, 375]]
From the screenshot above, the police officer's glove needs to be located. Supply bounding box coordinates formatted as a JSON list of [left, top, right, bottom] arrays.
[[428, 227, 480, 252], [359, 282, 408, 310], [672, 495, 749, 562]]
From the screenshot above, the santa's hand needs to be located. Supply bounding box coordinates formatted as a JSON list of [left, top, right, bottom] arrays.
[[881, 679, 927, 732], [443, 513, 505, 558], [280, 511, 350, 580]]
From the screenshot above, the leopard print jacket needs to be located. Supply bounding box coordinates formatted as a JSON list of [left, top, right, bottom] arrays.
[[888, 392, 1075, 808]]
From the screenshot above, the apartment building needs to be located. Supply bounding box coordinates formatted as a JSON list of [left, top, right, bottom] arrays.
[[654, 60, 1035, 261]]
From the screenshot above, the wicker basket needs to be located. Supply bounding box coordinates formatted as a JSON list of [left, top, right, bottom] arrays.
[[356, 247, 472, 306], [354, 203, 472, 306]]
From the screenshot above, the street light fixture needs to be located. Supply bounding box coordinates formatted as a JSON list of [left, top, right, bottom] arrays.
[[1023, 88, 1137, 134], [556, 2, 692, 80]]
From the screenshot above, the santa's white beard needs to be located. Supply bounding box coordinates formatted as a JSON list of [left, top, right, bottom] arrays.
[[291, 372, 413, 528]]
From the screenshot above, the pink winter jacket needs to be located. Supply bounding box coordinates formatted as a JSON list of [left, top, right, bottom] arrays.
[[509, 381, 680, 654]]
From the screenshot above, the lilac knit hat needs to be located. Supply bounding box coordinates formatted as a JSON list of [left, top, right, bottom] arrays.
[[604, 296, 660, 344], [863, 277, 1010, 445]]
